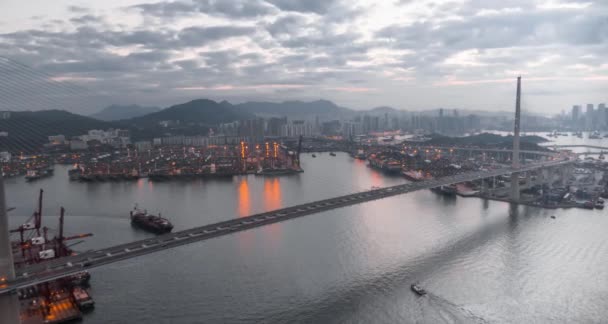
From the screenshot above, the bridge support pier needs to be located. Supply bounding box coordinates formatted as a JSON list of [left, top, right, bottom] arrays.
[[561, 166, 571, 187], [0, 177, 20, 324], [510, 173, 520, 201]]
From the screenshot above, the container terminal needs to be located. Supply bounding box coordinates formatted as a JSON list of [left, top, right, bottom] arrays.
[[8, 189, 94, 323]]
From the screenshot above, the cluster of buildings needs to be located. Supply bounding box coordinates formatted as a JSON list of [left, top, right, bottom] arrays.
[[218, 117, 317, 141], [408, 110, 482, 135], [46, 129, 131, 151], [568, 103, 608, 130], [214, 110, 484, 141]]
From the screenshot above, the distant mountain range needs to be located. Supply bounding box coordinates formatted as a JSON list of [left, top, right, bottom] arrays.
[[0, 98, 530, 153], [233, 99, 351, 117], [91, 104, 160, 121], [92, 99, 519, 123], [128, 99, 254, 125]]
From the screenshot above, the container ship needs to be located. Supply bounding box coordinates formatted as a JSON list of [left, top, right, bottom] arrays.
[[68, 164, 83, 181], [25, 167, 54, 182], [402, 170, 430, 182], [255, 166, 303, 176], [355, 149, 366, 160], [368, 153, 403, 175], [130, 205, 174, 234], [430, 184, 458, 196], [9, 189, 95, 323]]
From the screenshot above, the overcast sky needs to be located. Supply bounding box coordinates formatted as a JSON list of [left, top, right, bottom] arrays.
[[0, 0, 606, 114]]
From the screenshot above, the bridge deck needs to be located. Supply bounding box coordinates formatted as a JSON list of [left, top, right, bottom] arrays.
[[0, 159, 573, 295]]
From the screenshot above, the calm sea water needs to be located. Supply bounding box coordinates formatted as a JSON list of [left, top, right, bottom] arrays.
[[5, 142, 608, 323]]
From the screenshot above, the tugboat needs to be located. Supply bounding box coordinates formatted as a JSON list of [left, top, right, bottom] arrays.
[[130, 205, 173, 234], [410, 283, 426, 296]]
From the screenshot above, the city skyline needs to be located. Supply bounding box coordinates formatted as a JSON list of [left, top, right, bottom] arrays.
[[0, 0, 606, 113]]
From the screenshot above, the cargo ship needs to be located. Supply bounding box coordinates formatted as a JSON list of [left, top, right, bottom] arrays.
[[255, 166, 303, 176], [402, 170, 427, 181], [130, 205, 174, 234], [368, 155, 402, 175], [355, 149, 366, 160], [431, 184, 458, 196], [25, 168, 53, 182], [68, 165, 83, 181]]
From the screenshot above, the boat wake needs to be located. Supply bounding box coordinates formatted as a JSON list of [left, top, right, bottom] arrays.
[[425, 291, 489, 324]]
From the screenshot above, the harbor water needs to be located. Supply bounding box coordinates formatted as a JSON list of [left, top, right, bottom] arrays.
[[5, 148, 608, 323]]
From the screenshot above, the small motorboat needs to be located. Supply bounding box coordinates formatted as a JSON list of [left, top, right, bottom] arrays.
[[329, 152, 336, 156], [410, 283, 426, 296], [550, 215, 556, 219], [312, 154, 316, 158], [595, 198, 604, 209]]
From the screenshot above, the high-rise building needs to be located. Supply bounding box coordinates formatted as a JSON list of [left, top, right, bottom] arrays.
[[586, 104, 594, 130], [599, 103, 607, 130], [266, 117, 287, 137], [571, 105, 581, 129], [572, 105, 580, 121]]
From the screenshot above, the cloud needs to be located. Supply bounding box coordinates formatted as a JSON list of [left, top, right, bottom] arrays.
[[265, 0, 338, 14], [67, 5, 89, 13], [0, 0, 606, 112], [177, 26, 256, 46], [69, 15, 104, 25], [131, 0, 277, 19]]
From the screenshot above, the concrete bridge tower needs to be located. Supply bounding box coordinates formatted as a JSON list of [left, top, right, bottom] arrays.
[[510, 76, 522, 201]]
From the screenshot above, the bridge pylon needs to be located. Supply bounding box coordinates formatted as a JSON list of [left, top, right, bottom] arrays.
[[0, 177, 20, 323], [510, 76, 522, 202]]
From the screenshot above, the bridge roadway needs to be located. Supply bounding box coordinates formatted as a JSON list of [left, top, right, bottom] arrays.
[[0, 159, 574, 295]]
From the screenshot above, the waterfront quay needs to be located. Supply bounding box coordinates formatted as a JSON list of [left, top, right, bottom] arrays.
[[13, 141, 303, 182], [4, 134, 607, 211]]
